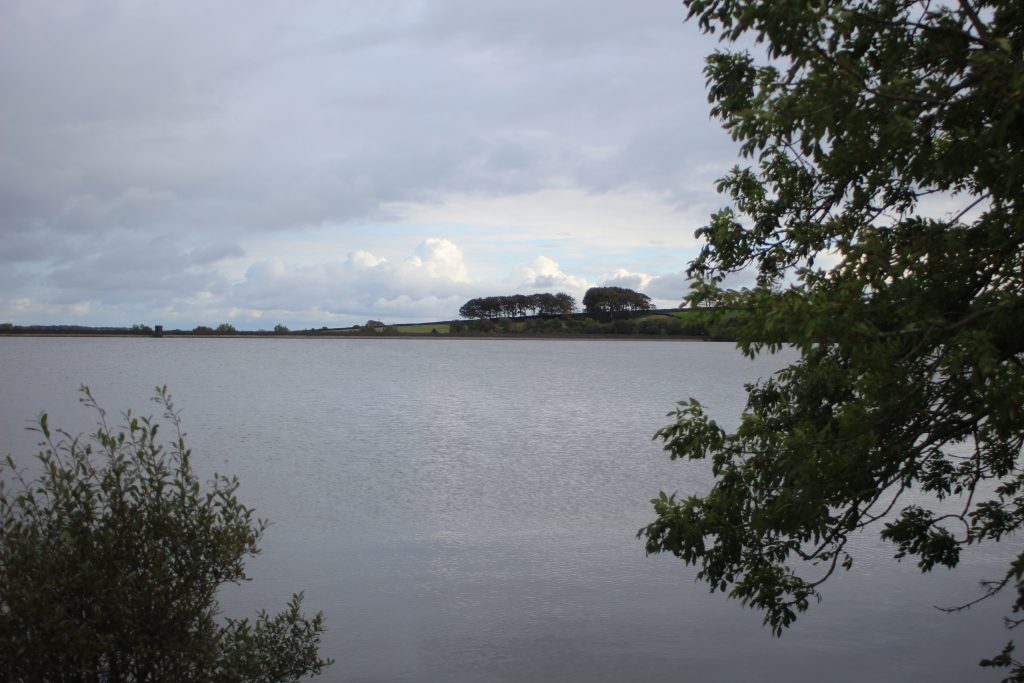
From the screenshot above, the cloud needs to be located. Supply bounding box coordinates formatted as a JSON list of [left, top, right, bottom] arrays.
[[0, 227, 696, 326], [602, 268, 691, 308], [392, 187, 708, 251], [44, 230, 239, 304], [230, 238, 473, 321], [602, 268, 652, 291], [514, 255, 590, 292], [0, 1, 737, 327], [1, 0, 726, 240], [645, 272, 691, 302], [406, 238, 469, 281]]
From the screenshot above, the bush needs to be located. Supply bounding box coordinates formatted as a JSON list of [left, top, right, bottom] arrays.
[[636, 318, 665, 336], [0, 387, 333, 682], [537, 318, 565, 334], [611, 318, 636, 335]]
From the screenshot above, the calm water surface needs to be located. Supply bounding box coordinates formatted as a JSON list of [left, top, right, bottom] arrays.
[[0, 337, 1014, 682]]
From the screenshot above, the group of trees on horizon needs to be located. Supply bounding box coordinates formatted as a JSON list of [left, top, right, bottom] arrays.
[[581, 286, 653, 317], [458, 287, 656, 321], [458, 292, 577, 319], [193, 323, 237, 335]]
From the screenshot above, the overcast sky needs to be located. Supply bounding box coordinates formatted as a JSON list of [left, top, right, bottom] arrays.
[[1, 0, 745, 329]]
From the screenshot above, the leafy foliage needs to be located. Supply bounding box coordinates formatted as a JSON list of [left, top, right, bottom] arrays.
[[448, 311, 707, 337], [581, 286, 652, 317], [459, 293, 577, 319], [639, 0, 1024, 675], [0, 387, 333, 682]]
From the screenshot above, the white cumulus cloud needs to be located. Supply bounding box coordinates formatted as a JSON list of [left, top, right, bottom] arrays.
[[229, 238, 473, 324], [405, 238, 470, 281], [514, 255, 590, 293], [602, 268, 652, 291]]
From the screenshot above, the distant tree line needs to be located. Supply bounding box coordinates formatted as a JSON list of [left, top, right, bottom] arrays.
[[459, 292, 577, 319], [581, 287, 652, 317], [192, 323, 237, 335], [0, 322, 299, 337]]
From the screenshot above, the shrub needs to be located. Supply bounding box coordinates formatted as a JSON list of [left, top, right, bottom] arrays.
[[0, 387, 333, 682], [537, 318, 565, 334], [611, 318, 636, 335]]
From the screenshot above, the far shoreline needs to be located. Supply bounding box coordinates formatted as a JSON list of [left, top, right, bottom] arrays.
[[0, 332, 719, 342], [0, 307, 727, 341]]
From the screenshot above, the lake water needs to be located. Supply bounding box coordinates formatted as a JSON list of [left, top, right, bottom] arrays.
[[0, 337, 1015, 682]]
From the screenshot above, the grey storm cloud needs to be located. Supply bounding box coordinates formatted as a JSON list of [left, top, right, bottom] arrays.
[[0, 0, 737, 326], [45, 231, 240, 304], [2, 1, 720, 228]]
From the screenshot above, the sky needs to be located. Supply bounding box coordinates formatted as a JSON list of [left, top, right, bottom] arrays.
[[1, 0, 747, 330]]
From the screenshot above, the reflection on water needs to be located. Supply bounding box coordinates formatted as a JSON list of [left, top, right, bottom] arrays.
[[0, 337, 1014, 682]]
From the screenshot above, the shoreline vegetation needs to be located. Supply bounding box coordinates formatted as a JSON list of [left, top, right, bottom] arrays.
[[0, 308, 740, 341]]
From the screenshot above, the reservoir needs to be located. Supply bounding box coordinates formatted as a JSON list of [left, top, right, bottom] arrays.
[[0, 337, 1013, 682]]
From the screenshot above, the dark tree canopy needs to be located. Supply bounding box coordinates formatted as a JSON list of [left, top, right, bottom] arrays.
[[581, 286, 652, 316], [458, 292, 576, 319], [640, 0, 1024, 675]]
